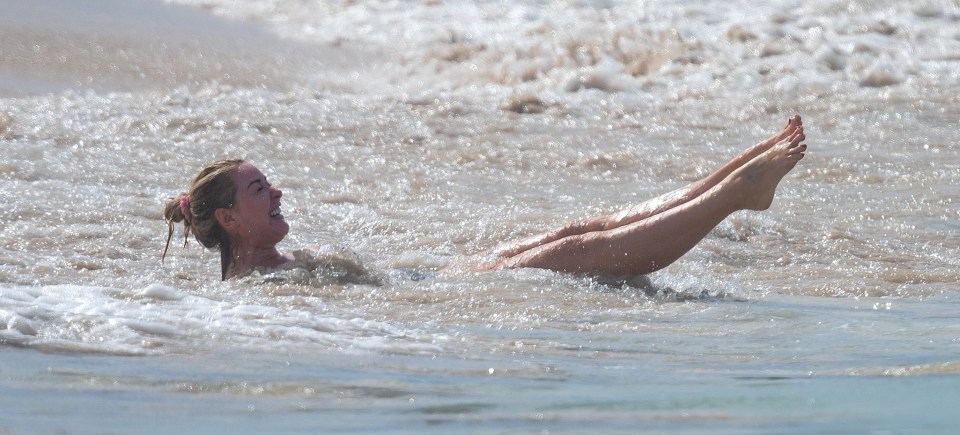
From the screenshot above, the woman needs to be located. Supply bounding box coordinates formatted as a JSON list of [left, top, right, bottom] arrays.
[[163, 116, 806, 280]]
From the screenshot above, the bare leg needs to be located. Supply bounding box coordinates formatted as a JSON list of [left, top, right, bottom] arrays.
[[493, 115, 802, 259], [491, 127, 807, 275]]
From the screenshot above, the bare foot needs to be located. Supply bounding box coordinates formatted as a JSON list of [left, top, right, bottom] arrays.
[[743, 114, 802, 161], [730, 126, 806, 211]]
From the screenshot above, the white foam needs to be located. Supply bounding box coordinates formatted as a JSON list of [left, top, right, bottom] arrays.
[[0, 284, 440, 356], [139, 283, 183, 301], [164, 0, 958, 107]]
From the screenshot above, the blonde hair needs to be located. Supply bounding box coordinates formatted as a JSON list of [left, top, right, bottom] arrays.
[[163, 159, 244, 280]]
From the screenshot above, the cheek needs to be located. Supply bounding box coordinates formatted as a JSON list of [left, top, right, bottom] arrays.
[[241, 195, 268, 212]]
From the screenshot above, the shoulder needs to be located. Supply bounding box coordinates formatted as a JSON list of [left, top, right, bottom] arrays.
[[297, 243, 361, 261]]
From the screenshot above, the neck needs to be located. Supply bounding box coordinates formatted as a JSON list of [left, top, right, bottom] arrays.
[[224, 242, 290, 280]]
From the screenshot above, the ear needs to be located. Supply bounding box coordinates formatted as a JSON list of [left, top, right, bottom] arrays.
[[214, 208, 238, 230]]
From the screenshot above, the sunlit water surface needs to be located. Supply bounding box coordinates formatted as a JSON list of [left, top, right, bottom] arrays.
[[1, 0, 959, 432]]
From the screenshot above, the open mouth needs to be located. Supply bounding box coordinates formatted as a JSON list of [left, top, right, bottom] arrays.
[[269, 206, 282, 218]]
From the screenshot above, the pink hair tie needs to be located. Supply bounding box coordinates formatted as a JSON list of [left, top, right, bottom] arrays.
[[179, 195, 192, 224]]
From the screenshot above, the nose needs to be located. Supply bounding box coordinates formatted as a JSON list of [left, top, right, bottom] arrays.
[[271, 186, 282, 199]]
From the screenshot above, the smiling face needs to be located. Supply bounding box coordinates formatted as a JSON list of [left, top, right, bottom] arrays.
[[216, 163, 289, 249]]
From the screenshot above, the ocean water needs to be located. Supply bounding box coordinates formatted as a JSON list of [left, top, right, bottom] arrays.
[[1, 0, 959, 432]]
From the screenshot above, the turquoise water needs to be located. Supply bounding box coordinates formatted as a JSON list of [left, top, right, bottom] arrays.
[[3, 295, 960, 432]]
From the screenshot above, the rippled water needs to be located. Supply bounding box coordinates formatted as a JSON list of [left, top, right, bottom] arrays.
[[2, 0, 959, 432]]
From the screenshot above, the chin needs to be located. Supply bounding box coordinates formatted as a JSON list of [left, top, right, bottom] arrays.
[[274, 222, 290, 241]]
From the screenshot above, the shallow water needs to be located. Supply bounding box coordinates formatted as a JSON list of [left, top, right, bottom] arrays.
[[1, 0, 959, 432]]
